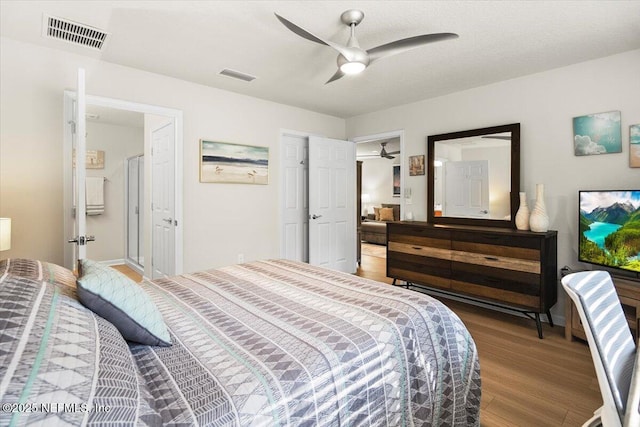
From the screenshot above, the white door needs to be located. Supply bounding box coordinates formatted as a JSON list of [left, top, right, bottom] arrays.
[[280, 134, 309, 262], [308, 136, 356, 273], [444, 160, 489, 217], [68, 68, 90, 267], [151, 121, 175, 278]]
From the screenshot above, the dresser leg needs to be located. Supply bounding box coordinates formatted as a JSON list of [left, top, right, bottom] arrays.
[[546, 310, 554, 327], [535, 313, 543, 339]]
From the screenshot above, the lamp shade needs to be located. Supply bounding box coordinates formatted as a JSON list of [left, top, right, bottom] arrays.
[[361, 194, 371, 204], [0, 218, 11, 251]]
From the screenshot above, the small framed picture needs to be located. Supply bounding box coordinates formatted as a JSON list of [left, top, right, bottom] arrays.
[[573, 110, 622, 156], [631, 124, 640, 168], [392, 165, 400, 197], [409, 155, 425, 176]]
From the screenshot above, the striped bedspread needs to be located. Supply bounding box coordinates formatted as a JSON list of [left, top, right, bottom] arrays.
[[1, 259, 480, 426], [137, 260, 481, 425]]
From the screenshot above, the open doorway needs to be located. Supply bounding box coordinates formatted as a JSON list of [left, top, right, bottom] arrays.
[[63, 92, 183, 279], [353, 130, 404, 274], [82, 106, 145, 273]]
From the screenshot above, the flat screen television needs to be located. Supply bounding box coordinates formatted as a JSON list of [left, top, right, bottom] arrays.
[[579, 190, 640, 275]]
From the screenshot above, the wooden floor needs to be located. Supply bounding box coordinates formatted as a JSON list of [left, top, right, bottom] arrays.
[[114, 255, 602, 426], [356, 251, 602, 427]]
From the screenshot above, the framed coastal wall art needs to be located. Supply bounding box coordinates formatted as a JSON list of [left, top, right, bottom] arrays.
[[200, 140, 269, 184], [572, 110, 622, 156], [73, 149, 105, 169], [392, 165, 401, 197], [630, 124, 640, 168], [409, 155, 425, 176]]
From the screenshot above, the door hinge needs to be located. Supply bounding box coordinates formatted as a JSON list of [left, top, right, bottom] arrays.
[[69, 120, 76, 134]]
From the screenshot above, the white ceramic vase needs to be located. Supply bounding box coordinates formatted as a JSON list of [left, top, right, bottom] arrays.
[[515, 192, 530, 230], [529, 184, 550, 232]]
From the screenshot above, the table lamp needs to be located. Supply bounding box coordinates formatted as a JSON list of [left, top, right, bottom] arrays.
[[361, 194, 371, 216]]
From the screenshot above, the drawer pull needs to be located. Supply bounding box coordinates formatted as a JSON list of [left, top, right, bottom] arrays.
[[412, 246, 423, 250], [485, 256, 499, 261]]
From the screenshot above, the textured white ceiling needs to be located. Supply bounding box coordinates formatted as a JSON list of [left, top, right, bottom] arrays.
[[2, 1, 639, 118]]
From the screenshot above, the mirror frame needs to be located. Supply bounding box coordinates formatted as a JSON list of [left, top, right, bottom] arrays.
[[427, 123, 520, 228]]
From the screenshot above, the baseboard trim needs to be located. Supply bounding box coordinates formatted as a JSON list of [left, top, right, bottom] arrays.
[[99, 258, 125, 267]]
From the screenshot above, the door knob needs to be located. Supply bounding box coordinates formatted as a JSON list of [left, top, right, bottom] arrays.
[[162, 217, 173, 224], [311, 214, 322, 219]]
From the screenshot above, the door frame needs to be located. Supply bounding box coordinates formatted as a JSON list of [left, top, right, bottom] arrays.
[[352, 130, 406, 218], [63, 92, 184, 277]]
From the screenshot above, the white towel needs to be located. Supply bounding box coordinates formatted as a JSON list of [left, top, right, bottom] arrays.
[[86, 177, 105, 215]]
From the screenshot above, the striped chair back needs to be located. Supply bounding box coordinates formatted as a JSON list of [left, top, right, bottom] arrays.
[[562, 271, 636, 421]]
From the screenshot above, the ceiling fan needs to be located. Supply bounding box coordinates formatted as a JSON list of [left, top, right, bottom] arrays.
[[275, 9, 459, 84], [359, 141, 400, 160]]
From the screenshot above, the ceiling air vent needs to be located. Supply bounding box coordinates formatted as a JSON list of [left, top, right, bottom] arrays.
[[42, 15, 109, 50], [219, 69, 256, 82]]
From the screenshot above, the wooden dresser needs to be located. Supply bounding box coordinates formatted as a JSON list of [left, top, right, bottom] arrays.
[[387, 221, 558, 338]]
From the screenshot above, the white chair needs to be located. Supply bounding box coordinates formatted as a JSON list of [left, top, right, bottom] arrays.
[[561, 271, 637, 427]]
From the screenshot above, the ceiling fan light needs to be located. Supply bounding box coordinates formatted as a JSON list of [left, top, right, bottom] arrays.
[[340, 61, 366, 75]]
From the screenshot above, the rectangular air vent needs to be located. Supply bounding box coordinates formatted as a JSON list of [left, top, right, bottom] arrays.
[[42, 15, 109, 50], [219, 69, 256, 82]]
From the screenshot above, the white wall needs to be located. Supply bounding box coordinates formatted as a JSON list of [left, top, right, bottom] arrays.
[[85, 120, 144, 263], [0, 37, 345, 271], [347, 49, 640, 322], [360, 157, 401, 210]]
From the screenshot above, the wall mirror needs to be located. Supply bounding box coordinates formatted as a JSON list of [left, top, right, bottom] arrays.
[[427, 123, 520, 228]]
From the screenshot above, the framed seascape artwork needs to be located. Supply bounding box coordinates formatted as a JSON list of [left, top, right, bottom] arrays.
[[392, 165, 401, 197], [409, 155, 425, 176], [200, 140, 269, 184], [631, 124, 640, 168], [572, 110, 622, 156]]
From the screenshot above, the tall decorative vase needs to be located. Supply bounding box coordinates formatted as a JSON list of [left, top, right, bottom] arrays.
[[515, 192, 530, 230], [529, 184, 549, 232]]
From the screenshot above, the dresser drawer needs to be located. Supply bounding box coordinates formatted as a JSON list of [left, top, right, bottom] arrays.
[[387, 250, 450, 290], [450, 249, 541, 274], [388, 241, 451, 260], [451, 230, 541, 250], [451, 268, 540, 296], [388, 223, 450, 240], [450, 279, 540, 310]]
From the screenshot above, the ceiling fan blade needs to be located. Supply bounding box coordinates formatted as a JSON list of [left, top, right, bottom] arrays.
[[325, 69, 345, 84], [274, 13, 355, 61], [387, 150, 401, 155], [481, 136, 511, 140], [367, 33, 459, 62]]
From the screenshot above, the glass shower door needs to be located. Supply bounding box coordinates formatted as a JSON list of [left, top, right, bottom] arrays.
[[127, 155, 144, 267]]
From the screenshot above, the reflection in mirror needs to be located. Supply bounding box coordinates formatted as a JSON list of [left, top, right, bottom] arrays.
[[434, 132, 511, 219], [427, 123, 520, 228]]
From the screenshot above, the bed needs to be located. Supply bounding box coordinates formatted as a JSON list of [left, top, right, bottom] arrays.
[[0, 258, 481, 426]]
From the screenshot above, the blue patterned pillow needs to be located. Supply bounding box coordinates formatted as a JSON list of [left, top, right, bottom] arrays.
[[77, 259, 171, 346]]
